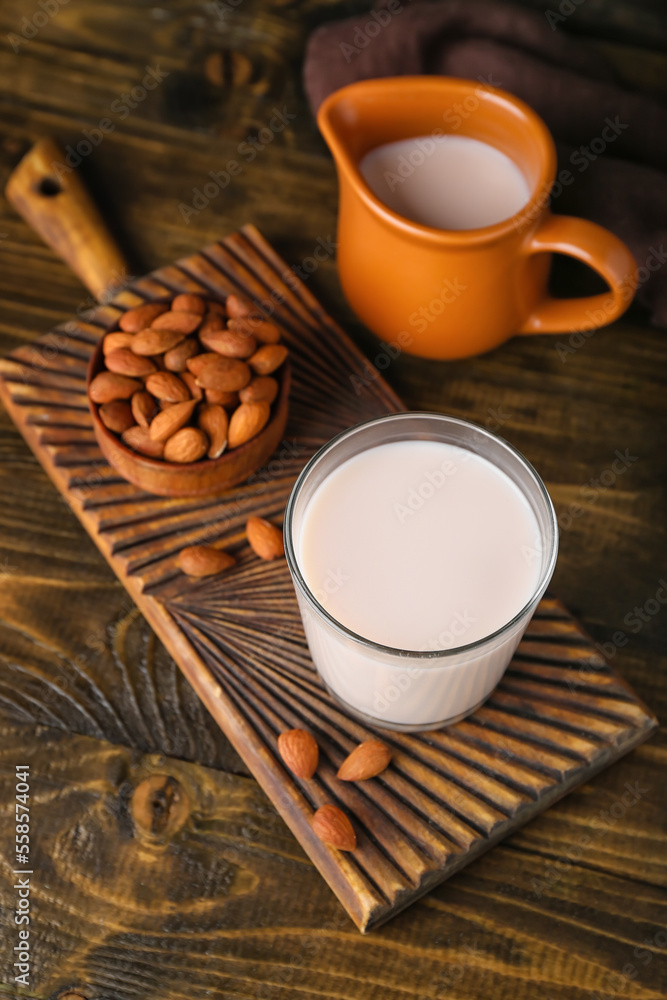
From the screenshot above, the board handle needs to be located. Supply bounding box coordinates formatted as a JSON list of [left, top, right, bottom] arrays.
[[5, 137, 131, 302]]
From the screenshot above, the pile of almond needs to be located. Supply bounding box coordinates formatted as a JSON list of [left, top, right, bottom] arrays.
[[89, 293, 288, 463]]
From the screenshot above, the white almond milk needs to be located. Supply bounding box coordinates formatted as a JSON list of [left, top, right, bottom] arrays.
[[291, 437, 547, 728], [297, 440, 541, 650], [360, 135, 530, 230]]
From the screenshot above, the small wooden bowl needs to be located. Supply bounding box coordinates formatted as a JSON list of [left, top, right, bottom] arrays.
[[87, 341, 290, 498]]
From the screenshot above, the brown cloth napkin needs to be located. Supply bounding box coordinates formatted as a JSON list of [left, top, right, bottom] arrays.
[[304, 0, 667, 327]]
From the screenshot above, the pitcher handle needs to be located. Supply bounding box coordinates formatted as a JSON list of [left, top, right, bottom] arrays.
[[518, 215, 637, 335]]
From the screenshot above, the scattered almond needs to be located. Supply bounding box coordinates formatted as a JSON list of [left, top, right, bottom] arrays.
[[198, 404, 228, 458], [122, 425, 165, 459], [228, 400, 270, 448], [240, 376, 279, 405], [311, 805, 356, 852], [90, 371, 142, 403], [131, 327, 186, 356], [337, 740, 391, 781], [119, 301, 168, 333], [177, 544, 235, 577], [103, 331, 135, 355], [249, 343, 288, 375], [145, 372, 191, 403], [151, 309, 202, 335], [278, 729, 319, 779], [149, 399, 197, 442], [246, 515, 284, 560], [171, 293, 206, 315], [163, 426, 208, 463], [98, 400, 135, 434], [131, 390, 159, 428], [105, 348, 156, 378]]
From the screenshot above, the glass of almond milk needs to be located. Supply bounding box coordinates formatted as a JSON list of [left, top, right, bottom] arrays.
[[284, 413, 558, 732]]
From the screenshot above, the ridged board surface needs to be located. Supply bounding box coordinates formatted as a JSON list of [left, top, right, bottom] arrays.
[[0, 225, 657, 931]]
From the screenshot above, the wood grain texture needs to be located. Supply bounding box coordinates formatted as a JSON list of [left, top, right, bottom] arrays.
[[0, 713, 665, 1000], [0, 0, 665, 993], [0, 225, 657, 931]]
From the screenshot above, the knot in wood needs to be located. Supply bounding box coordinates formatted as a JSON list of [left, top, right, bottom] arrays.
[[130, 774, 190, 840], [204, 50, 253, 89]]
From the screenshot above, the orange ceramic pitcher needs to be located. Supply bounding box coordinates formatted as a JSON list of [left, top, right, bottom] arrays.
[[318, 77, 637, 360]]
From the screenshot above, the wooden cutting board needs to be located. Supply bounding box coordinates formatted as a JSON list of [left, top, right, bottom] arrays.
[[0, 224, 657, 932]]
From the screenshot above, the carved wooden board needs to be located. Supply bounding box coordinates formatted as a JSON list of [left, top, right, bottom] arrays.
[[0, 225, 657, 932]]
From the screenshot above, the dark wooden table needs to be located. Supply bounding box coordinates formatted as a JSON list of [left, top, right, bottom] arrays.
[[0, 1, 665, 997]]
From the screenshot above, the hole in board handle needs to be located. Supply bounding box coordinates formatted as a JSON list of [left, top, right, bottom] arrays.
[[37, 177, 62, 197]]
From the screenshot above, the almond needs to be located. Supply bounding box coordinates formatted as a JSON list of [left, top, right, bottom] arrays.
[[131, 327, 186, 356], [186, 352, 226, 376], [199, 313, 225, 336], [197, 404, 228, 458], [225, 293, 255, 318], [200, 327, 257, 359], [119, 301, 168, 333], [194, 358, 251, 393], [103, 331, 134, 355], [89, 371, 142, 403], [228, 317, 281, 344], [253, 323, 282, 345], [278, 729, 319, 779], [249, 343, 288, 375], [337, 740, 391, 781], [205, 388, 239, 408], [311, 805, 356, 852], [131, 390, 159, 428], [163, 426, 208, 463], [122, 425, 165, 459], [98, 400, 135, 434], [228, 401, 270, 448], [105, 348, 156, 378], [177, 544, 235, 577], [225, 314, 265, 330], [145, 372, 191, 403], [239, 376, 279, 405], [163, 337, 199, 372], [151, 310, 202, 335], [206, 301, 227, 317], [246, 515, 284, 560], [171, 293, 206, 315], [149, 398, 197, 442], [181, 370, 204, 401]]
